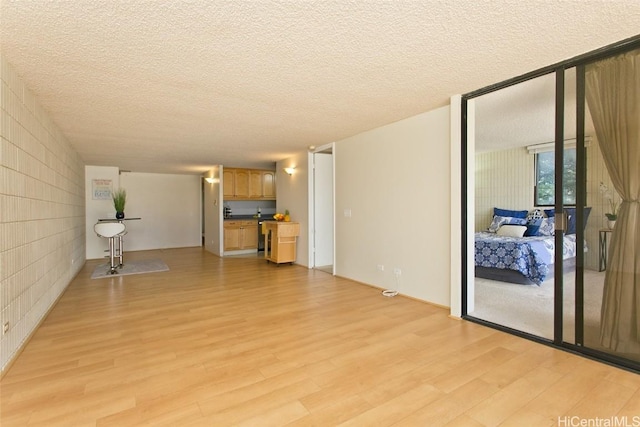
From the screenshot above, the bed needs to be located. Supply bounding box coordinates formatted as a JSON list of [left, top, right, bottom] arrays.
[[474, 206, 590, 285], [474, 232, 579, 285]]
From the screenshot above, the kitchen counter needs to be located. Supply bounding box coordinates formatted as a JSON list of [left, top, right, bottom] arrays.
[[224, 214, 281, 221], [224, 215, 260, 220]]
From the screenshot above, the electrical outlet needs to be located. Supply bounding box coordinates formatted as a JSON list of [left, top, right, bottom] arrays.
[[3, 322, 9, 334], [393, 268, 402, 276], [377, 264, 384, 272]]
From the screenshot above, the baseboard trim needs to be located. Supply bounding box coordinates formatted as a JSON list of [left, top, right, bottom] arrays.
[[332, 274, 450, 312]]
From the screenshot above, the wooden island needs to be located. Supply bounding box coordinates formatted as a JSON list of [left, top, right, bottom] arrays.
[[264, 221, 300, 264]]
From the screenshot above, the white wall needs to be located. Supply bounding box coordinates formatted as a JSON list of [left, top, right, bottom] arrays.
[[450, 94, 464, 317], [85, 165, 121, 259], [333, 106, 451, 306], [475, 147, 534, 231], [118, 172, 202, 252], [86, 170, 202, 258], [276, 153, 310, 267], [1, 54, 86, 372]]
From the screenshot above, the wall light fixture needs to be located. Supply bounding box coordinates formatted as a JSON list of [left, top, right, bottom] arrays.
[[283, 167, 296, 176]]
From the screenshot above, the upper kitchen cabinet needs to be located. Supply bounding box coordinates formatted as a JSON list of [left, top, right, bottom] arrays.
[[223, 169, 234, 198], [223, 168, 276, 200], [262, 171, 276, 199], [249, 170, 262, 198], [223, 169, 244, 199]]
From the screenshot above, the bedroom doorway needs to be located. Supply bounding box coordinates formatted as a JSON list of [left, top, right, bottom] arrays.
[[462, 37, 640, 371], [467, 72, 558, 341]]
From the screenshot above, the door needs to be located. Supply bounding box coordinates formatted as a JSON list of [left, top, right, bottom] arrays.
[[312, 150, 334, 269], [468, 72, 557, 340], [464, 43, 640, 371], [578, 49, 640, 364]]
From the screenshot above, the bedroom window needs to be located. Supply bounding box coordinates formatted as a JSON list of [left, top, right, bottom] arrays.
[[534, 148, 576, 206]]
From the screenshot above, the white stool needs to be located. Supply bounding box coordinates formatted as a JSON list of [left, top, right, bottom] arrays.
[[115, 229, 127, 267], [94, 222, 126, 274]]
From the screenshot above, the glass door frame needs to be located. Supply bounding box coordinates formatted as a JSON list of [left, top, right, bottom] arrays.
[[460, 35, 640, 373]]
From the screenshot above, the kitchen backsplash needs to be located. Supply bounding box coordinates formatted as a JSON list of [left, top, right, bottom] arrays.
[[224, 200, 276, 216]]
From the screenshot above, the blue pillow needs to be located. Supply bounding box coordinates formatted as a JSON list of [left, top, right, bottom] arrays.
[[494, 207, 528, 219], [544, 208, 555, 217], [565, 207, 592, 235], [524, 217, 543, 236]]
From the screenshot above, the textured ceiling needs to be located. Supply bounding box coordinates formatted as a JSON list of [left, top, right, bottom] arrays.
[[1, 1, 639, 173]]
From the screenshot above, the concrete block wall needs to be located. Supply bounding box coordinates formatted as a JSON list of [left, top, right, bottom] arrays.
[[0, 54, 86, 373]]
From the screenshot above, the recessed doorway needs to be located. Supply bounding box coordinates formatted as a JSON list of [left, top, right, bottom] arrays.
[[309, 144, 334, 273]]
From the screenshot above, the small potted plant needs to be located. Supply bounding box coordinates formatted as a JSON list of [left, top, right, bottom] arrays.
[[112, 188, 127, 219], [599, 182, 619, 229]]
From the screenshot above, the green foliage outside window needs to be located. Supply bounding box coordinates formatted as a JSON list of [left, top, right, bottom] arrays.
[[535, 149, 576, 206]]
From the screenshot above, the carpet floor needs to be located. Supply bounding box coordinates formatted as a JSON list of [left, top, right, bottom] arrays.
[[469, 269, 604, 343], [91, 258, 169, 279]]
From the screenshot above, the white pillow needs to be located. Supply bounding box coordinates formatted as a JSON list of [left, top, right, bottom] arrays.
[[496, 225, 527, 237], [487, 215, 527, 233], [538, 217, 555, 236]]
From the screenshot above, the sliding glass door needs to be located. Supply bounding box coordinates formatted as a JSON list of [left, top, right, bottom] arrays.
[[463, 39, 640, 371], [579, 48, 640, 364], [468, 73, 557, 341]]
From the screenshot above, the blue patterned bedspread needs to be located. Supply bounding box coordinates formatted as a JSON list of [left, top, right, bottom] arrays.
[[474, 232, 578, 285]]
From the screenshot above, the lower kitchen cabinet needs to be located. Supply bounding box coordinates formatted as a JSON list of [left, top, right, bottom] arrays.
[[224, 220, 258, 250]]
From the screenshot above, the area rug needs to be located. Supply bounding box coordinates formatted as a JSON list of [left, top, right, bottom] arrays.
[[91, 259, 169, 279]]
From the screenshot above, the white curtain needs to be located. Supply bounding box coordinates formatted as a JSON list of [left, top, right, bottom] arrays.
[[585, 49, 640, 354]]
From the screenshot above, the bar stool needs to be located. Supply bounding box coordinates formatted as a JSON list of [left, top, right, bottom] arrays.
[[94, 222, 126, 274], [115, 228, 127, 267]]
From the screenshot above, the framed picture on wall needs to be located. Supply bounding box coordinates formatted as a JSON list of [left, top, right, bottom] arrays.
[[92, 179, 113, 200]]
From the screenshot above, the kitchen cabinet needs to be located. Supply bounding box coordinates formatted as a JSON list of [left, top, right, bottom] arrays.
[[242, 223, 258, 248], [224, 220, 258, 250], [234, 170, 250, 198], [223, 168, 275, 200], [222, 170, 235, 198], [262, 171, 276, 199], [223, 169, 249, 199], [264, 221, 300, 264], [249, 170, 262, 198]]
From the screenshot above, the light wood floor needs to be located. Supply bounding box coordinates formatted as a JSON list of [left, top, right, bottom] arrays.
[[1, 247, 638, 426]]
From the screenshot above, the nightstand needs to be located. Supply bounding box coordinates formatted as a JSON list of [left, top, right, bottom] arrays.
[[599, 228, 613, 272]]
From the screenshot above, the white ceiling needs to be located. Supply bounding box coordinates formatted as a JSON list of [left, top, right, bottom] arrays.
[[474, 70, 597, 153], [1, 1, 638, 174]]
